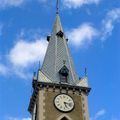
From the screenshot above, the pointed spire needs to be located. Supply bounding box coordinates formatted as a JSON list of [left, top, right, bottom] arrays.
[[54, 0, 64, 33], [52, 12, 64, 34], [41, 3, 79, 85]]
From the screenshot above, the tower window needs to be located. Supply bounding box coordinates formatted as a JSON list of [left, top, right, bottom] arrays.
[[60, 75, 68, 83], [59, 65, 69, 83], [47, 35, 50, 42], [56, 30, 64, 38], [61, 117, 69, 120]]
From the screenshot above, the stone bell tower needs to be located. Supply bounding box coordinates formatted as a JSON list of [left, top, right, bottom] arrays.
[[28, 1, 91, 120]]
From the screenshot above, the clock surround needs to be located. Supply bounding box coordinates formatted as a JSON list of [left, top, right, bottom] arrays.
[[54, 94, 75, 113]]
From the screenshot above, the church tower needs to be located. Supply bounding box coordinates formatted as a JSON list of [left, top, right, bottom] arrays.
[[28, 1, 91, 120]]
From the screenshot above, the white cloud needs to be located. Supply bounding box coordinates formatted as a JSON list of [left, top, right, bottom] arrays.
[[9, 39, 48, 68], [0, 0, 25, 8], [0, 61, 31, 80], [101, 8, 120, 40], [67, 23, 98, 47], [0, 64, 8, 75], [95, 109, 106, 118], [8, 117, 31, 120], [90, 109, 106, 120], [13, 67, 32, 79], [0, 28, 48, 79], [63, 0, 100, 9]]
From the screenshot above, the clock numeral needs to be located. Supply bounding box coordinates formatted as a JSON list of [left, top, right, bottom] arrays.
[[57, 104, 60, 106], [60, 96, 62, 99], [68, 103, 73, 107]]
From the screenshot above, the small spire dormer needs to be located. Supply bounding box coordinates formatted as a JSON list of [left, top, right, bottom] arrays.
[[56, 30, 64, 38], [47, 35, 51, 42], [59, 65, 69, 83]]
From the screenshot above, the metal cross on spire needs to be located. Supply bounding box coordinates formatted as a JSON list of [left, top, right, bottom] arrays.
[[56, 0, 59, 14]]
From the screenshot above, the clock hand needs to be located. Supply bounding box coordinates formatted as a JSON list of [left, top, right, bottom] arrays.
[[64, 102, 69, 108], [64, 102, 69, 104], [64, 102, 72, 107]]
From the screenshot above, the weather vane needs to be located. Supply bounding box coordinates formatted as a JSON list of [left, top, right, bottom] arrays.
[[56, 0, 59, 14]]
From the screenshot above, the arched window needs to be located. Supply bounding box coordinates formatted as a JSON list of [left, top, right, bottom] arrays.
[[61, 117, 69, 120], [57, 114, 72, 120]]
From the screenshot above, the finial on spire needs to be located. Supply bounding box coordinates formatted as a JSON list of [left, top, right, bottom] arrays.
[[38, 61, 41, 70], [33, 71, 36, 77], [33, 71, 37, 81], [56, 0, 59, 14], [85, 67, 87, 76]]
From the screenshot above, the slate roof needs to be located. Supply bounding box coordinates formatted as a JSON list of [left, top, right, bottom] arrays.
[[77, 76, 88, 87], [37, 69, 52, 83], [41, 14, 79, 85]]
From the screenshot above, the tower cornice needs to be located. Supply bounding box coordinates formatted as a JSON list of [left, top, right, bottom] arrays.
[[28, 81, 91, 114]]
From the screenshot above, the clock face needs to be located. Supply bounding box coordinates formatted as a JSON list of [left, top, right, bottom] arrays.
[[54, 94, 74, 112]]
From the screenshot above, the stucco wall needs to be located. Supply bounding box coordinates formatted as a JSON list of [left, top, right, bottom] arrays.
[[36, 88, 89, 120]]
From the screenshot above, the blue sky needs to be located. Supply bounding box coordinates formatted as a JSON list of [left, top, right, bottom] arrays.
[[0, 0, 120, 120]]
